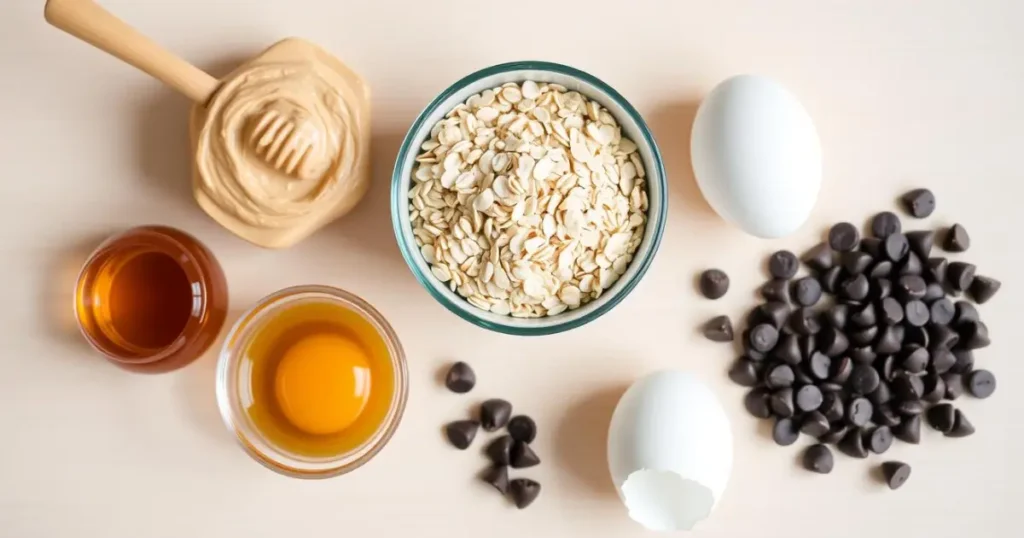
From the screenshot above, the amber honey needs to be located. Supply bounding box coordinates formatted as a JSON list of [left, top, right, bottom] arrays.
[[239, 298, 397, 458], [75, 226, 228, 373]]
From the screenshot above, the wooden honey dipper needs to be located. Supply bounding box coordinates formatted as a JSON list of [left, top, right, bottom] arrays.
[[45, 0, 329, 182]]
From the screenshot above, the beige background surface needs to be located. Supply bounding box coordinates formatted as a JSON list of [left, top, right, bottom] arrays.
[[2, 0, 1021, 536]]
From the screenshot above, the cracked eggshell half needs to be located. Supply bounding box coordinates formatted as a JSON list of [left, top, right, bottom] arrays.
[[690, 74, 822, 238], [607, 371, 732, 532]]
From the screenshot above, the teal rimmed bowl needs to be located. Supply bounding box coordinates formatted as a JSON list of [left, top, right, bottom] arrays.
[[391, 61, 667, 335]]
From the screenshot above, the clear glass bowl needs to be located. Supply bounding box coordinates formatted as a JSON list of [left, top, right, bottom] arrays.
[[391, 61, 667, 335], [215, 285, 408, 478]]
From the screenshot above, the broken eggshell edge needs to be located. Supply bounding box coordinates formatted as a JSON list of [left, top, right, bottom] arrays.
[[607, 370, 733, 531]]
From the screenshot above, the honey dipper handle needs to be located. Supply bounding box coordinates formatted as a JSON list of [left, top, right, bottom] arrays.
[[44, 0, 219, 104]]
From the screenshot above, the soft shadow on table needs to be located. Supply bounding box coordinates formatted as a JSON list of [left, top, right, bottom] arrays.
[[132, 54, 250, 212], [645, 100, 717, 220], [42, 232, 116, 351], [173, 310, 243, 445], [553, 385, 630, 500]]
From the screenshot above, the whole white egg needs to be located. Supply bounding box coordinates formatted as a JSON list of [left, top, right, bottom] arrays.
[[607, 371, 732, 532], [690, 74, 822, 238]]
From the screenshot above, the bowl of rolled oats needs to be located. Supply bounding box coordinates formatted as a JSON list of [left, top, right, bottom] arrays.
[[392, 61, 666, 335]]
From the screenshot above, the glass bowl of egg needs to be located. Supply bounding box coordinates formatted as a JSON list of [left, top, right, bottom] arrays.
[[391, 61, 667, 335], [215, 285, 408, 478]]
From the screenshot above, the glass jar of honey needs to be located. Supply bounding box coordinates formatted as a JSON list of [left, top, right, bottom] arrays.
[[74, 225, 228, 373]]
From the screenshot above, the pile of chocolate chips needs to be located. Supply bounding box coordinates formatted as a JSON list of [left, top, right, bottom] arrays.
[[701, 189, 1001, 488], [442, 362, 541, 509]]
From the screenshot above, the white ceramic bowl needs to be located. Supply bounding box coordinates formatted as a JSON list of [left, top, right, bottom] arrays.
[[391, 61, 667, 335]]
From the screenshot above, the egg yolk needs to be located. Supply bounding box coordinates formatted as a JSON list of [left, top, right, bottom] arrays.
[[274, 333, 372, 435]]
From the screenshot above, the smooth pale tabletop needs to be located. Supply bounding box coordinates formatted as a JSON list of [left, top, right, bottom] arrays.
[[2, 1, 1020, 536]]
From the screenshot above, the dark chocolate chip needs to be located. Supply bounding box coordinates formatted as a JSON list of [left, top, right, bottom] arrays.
[[922, 373, 946, 404], [909, 324, 934, 349], [766, 364, 795, 389], [872, 277, 894, 301], [901, 188, 936, 218], [829, 222, 861, 252], [830, 356, 853, 384], [744, 388, 772, 418], [931, 349, 956, 375], [822, 392, 846, 423], [768, 250, 799, 279], [796, 385, 824, 412], [946, 409, 975, 438], [897, 400, 925, 416], [800, 411, 831, 437], [840, 273, 870, 302], [943, 224, 970, 252], [789, 308, 821, 336], [772, 333, 802, 366], [880, 297, 904, 325], [792, 277, 823, 307], [967, 369, 996, 399], [800, 334, 817, 361], [951, 350, 974, 374], [850, 346, 876, 364], [901, 346, 930, 374], [871, 212, 902, 238], [947, 261, 976, 292], [867, 426, 894, 454], [904, 300, 930, 327], [509, 478, 541, 509], [445, 420, 480, 449], [699, 269, 730, 299], [927, 257, 948, 284], [728, 359, 760, 387], [850, 304, 877, 328], [848, 364, 881, 395], [892, 374, 922, 400], [803, 242, 835, 272], [894, 414, 921, 444], [846, 397, 874, 427], [850, 325, 879, 347], [510, 441, 541, 468], [897, 275, 928, 301], [905, 230, 935, 259], [899, 251, 923, 277], [878, 355, 897, 381], [923, 282, 945, 302], [480, 399, 513, 431], [772, 417, 800, 446], [929, 298, 955, 325], [969, 275, 1001, 304], [818, 326, 850, 357], [803, 444, 834, 474], [952, 301, 979, 326], [875, 325, 903, 354], [750, 324, 780, 353], [869, 380, 893, 406], [819, 382, 844, 392], [957, 321, 990, 350], [860, 237, 882, 258], [838, 427, 869, 458], [809, 352, 832, 381], [702, 315, 734, 342], [874, 404, 901, 427], [928, 324, 960, 350], [884, 233, 910, 262], [445, 362, 477, 393], [486, 435, 513, 465], [820, 266, 842, 294], [794, 367, 814, 386], [942, 373, 964, 400], [483, 465, 510, 494], [757, 302, 791, 329], [770, 388, 795, 417], [842, 250, 874, 275], [824, 304, 850, 329], [869, 260, 894, 279], [761, 279, 792, 303], [926, 403, 955, 433], [507, 415, 537, 443], [820, 423, 849, 444], [881, 461, 911, 490]]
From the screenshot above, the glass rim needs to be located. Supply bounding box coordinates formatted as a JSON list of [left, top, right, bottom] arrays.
[[390, 60, 668, 336], [215, 284, 409, 479]]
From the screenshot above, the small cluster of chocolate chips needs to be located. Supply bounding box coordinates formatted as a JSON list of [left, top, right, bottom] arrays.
[[701, 188, 1001, 489], [443, 362, 541, 509]]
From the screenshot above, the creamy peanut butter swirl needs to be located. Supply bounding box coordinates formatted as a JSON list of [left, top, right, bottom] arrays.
[[195, 62, 360, 229]]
